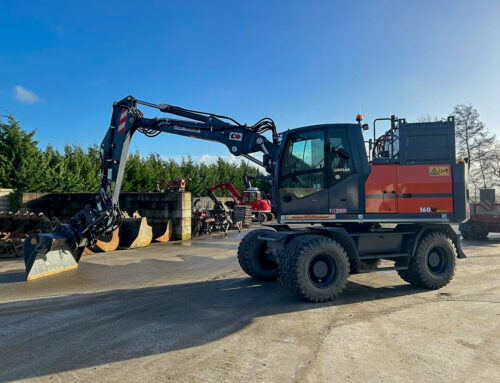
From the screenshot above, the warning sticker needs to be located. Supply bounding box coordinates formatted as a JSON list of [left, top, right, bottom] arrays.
[[429, 166, 449, 176]]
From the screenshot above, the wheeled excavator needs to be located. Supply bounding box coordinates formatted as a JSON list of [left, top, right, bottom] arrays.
[[24, 96, 469, 302]]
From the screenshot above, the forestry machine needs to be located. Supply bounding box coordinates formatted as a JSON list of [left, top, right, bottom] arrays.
[[24, 96, 469, 302], [208, 177, 273, 222]]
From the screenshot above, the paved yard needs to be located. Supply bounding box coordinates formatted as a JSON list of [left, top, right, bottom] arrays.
[[0, 230, 499, 382]]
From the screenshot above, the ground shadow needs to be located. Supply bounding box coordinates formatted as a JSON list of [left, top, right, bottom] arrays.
[[0, 271, 25, 283], [0, 274, 425, 382], [461, 237, 500, 250]]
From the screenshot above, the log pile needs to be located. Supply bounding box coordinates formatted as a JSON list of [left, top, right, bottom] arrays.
[[0, 211, 55, 258]]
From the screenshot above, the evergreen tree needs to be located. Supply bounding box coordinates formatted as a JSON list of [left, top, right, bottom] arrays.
[[0, 115, 47, 191]]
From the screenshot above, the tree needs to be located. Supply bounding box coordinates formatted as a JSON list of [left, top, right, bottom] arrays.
[[0, 114, 264, 194], [0, 115, 47, 191], [490, 143, 500, 188], [453, 104, 495, 171]]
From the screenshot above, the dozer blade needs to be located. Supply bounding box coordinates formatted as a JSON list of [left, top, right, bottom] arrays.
[[24, 229, 82, 281]]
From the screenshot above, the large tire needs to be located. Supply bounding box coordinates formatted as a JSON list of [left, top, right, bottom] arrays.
[[460, 231, 470, 240], [280, 236, 350, 302], [397, 232, 456, 289], [470, 221, 489, 240], [237, 229, 279, 281]]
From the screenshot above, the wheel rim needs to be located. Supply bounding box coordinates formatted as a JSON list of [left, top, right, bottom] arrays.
[[308, 254, 337, 288], [426, 246, 448, 275]]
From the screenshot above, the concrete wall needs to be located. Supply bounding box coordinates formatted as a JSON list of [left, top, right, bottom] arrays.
[[19, 191, 192, 241], [0, 188, 13, 212]]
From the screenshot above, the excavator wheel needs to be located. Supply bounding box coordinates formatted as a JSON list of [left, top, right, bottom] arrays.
[[397, 232, 456, 289], [279, 236, 349, 302], [237, 229, 279, 281]]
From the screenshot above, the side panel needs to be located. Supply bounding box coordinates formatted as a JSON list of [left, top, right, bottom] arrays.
[[397, 164, 453, 214], [398, 117, 455, 165], [365, 165, 398, 213]]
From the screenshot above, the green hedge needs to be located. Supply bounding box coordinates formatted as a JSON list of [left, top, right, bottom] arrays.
[[0, 115, 268, 198]]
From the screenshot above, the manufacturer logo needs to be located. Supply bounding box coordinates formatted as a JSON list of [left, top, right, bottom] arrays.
[[419, 207, 448, 213], [174, 125, 201, 133], [329, 208, 347, 214], [229, 132, 243, 141], [429, 166, 449, 176]]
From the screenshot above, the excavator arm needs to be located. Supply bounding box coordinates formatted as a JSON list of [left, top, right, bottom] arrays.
[[103, 96, 278, 202], [23, 95, 279, 280], [208, 183, 244, 205]]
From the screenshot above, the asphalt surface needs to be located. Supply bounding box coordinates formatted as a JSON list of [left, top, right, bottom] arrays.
[[0, 230, 499, 382]]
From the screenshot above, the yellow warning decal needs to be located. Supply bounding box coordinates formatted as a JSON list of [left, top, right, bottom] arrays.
[[429, 166, 449, 176]]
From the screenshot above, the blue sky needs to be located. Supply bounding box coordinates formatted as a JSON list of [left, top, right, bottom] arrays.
[[1, 0, 499, 162]]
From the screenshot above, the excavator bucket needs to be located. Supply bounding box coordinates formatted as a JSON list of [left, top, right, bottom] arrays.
[[24, 227, 82, 281], [150, 218, 173, 242], [119, 217, 152, 249], [86, 227, 120, 253]]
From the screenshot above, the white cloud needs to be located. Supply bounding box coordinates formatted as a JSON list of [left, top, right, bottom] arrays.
[[14, 85, 40, 104]]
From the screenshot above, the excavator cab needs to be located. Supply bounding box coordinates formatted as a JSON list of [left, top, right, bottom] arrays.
[[242, 188, 261, 204], [277, 123, 369, 218], [277, 116, 469, 224]]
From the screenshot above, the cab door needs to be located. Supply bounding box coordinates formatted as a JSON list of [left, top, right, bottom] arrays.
[[279, 128, 329, 214], [327, 126, 362, 214]]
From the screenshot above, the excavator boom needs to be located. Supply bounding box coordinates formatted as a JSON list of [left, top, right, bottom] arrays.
[[24, 96, 279, 280], [209, 183, 244, 205]]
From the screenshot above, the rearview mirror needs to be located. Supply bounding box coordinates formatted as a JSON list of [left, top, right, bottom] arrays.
[[362, 123, 369, 131]]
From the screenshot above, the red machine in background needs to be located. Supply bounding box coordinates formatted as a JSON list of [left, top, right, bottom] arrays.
[[155, 178, 186, 192], [209, 175, 273, 221], [459, 189, 499, 239]]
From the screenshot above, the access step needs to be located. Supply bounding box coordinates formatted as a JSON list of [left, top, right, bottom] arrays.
[[359, 266, 409, 273], [359, 252, 410, 260]]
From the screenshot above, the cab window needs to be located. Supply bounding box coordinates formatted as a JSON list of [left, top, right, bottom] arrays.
[[329, 129, 354, 185], [280, 129, 325, 198]]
